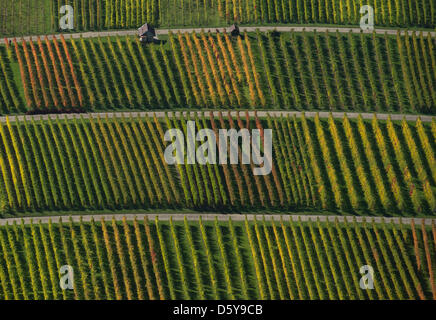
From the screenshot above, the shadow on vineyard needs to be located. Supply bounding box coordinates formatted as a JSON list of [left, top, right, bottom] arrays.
[[25, 107, 86, 115]]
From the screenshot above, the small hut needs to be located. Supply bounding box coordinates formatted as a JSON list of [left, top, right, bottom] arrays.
[[228, 24, 240, 37], [138, 23, 156, 42]]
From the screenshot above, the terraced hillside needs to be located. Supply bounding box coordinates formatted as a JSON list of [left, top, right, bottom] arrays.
[[0, 0, 435, 304], [0, 216, 434, 300], [1, 0, 435, 37], [1, 30, 435, 114], [0, 112, 434, 216]]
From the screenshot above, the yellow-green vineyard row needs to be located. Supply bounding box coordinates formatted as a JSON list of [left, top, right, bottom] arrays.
[[1, 29, 435, 114], [0, 112, 434, 216], [0, 217, 434, 300], [1, 0, 435, 37]]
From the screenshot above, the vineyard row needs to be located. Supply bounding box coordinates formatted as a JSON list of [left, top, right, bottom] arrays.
[[0, 216, 434, 300], [1, 0, 434, 37], [52, 0, 435, 28], [0, 112, 434, 216], [1, 29, 435, 114]]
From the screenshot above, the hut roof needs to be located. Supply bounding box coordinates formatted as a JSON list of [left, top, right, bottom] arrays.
[[228, 24, 239, 35], [138, 23, 155, 37]]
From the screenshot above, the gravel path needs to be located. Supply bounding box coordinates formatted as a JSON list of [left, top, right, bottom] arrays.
[[0, 213, 434, 226], [1, 111, 434, 123]]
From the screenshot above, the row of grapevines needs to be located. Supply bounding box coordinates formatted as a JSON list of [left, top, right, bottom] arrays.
[[0, 217, 434, 299], [3, 30, 435, 114], [0, 113, 434, 215]]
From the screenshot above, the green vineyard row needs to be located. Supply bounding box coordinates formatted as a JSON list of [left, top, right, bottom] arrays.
[[1, 29, 435, 114], [0, 216, 434, 300], [1, 0, 435, 37], [0, 112, 434, 216]]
